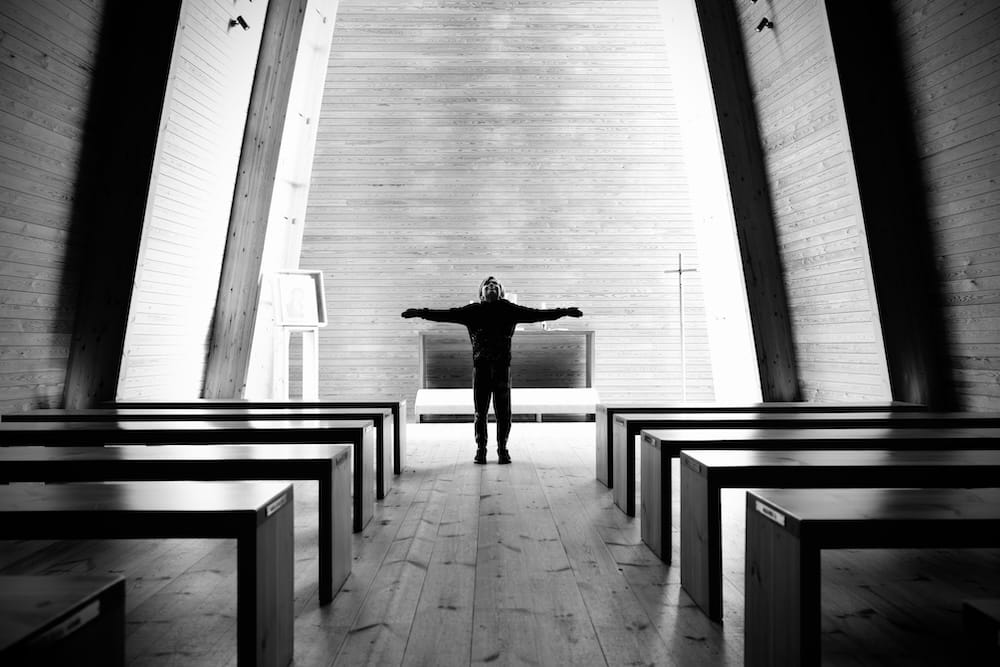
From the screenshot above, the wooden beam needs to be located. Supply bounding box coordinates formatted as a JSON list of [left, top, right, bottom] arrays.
[[690, 0, 800, 401], [62, 2, 182, 408], [824, 1, 954, 409], [203, 0, 310, 398]]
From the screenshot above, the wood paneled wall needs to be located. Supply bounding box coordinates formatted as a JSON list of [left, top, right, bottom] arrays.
[[117, 0, 268, 399], [301, 0, 715, 410], [0, 1, 106, 411], [891, 0, 1000, 410], [732, 0, 892, 402]]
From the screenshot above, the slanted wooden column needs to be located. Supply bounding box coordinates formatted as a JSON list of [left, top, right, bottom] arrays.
[[823, 2, 954, 409], [691, 0, 799, 401], [63, 2, 183, 408], [203, 0, 310, 399]]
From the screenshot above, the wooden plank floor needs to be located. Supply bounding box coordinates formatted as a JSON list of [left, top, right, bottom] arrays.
[[1, 422, 997, 665]]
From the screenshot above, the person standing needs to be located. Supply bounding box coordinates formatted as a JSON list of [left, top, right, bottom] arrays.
[[402, 276, 583, 464]]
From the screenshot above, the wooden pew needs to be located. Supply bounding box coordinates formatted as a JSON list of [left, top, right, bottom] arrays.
[[595, 400, 924, 488], [744, 487, 1000, 667], [4, 406, 396, 500], [1, 444, 353, 601], [639, 427, 1000, 563], [0, 480, 295, 667], [0, 418, 376, 532], [614, 411, 1000, 515], [963, 599, 1000, 664], [112, 399, 408, 475], [677, 448, 1000, 621], [0, 574, 125, 667]]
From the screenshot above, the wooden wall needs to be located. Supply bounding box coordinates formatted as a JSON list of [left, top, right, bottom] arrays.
[[0, 1, 106, 411], [3, 0, 995, 412], [300, 0, 716, 410], [891, 0, 1000, 410], [117, 0, 268, 399], [732, 0, 892, 402]]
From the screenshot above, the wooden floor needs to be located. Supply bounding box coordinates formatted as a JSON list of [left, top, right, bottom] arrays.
[[2, 422, 998, 665]]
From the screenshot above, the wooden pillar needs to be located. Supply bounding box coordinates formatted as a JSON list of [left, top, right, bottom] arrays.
[[823, 1, 955, 409], [62, 2, 183, 408], [691, 0, 800, 401], [203, 0, 310, 398]]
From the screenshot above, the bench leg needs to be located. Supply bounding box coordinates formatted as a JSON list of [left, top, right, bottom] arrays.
[[354, 430, 375, 532], [745, 494, 820, 667], [239, 487, 294, 667], [320, 458, 353, 605], [595, 410, 610, 487], [613, 428, 636, 516], [376, 420, 391, 500], [394, 405, 406, 474], [680, 466, 722, 620], [640, 436, 672, 563]]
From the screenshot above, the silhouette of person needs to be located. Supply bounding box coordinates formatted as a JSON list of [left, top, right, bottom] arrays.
[[402, 276, 583, 464]]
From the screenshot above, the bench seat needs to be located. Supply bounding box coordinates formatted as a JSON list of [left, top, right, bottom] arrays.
[[677, 448, 1000, 621], [745, 487, 1000, 667], [5, 406, 396, 500], [0, 418, 376, 532], [414, 387, 600, 421], [1, 443, 353, 602], [963, 599, 1000, 663], [639, 426, 1000, 557], [0, 480, 295, 667], [594, 401, 925, 487], [0, 574, 125, 666], [614, 410, 1000, 514], [109, 398, 409, 477]]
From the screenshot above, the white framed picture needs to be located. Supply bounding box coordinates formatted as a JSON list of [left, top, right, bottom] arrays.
[[274, 270, 327, 326]]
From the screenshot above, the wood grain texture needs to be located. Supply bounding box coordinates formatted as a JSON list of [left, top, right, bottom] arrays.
[[300, 0, 716, 411], [118, 0, 269, 401], [891, 0, 1000, 411], [692, 0, 800, 400], [7, 424, 1000, 665], [203, 0, 309, 399], [0, 0, 141, 412], [728, 0, 890, 403]]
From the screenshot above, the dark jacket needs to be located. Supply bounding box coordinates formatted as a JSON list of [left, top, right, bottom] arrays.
[[414, 300, 572, 366]]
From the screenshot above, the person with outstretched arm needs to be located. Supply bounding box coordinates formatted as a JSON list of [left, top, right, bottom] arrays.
[[402, 276, 583, 464]]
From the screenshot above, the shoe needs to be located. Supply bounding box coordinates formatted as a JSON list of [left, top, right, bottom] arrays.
[[497, 448, 511, 465], [474, 448, 487, 465]]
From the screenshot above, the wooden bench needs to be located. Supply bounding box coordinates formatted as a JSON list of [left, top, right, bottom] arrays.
[[677, 448, 1000, 621], [640, 426, 1000, 560], [744, 487, 1000, 667], [111, 398, 408, 476], [0, 480, 295, 667], [595, 400, 925, 488], [0, 574, 125, 666], [1, 443, 353, 601], [963, 599, 1000, 663], [614, 410, 1000, 515], [413, 387, 601, 422], [5, 406, 396, 500], [0, 418, 376, 532]]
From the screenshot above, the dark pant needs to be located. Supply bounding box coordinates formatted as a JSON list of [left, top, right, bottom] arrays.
[[473, 362, 511, 450]]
